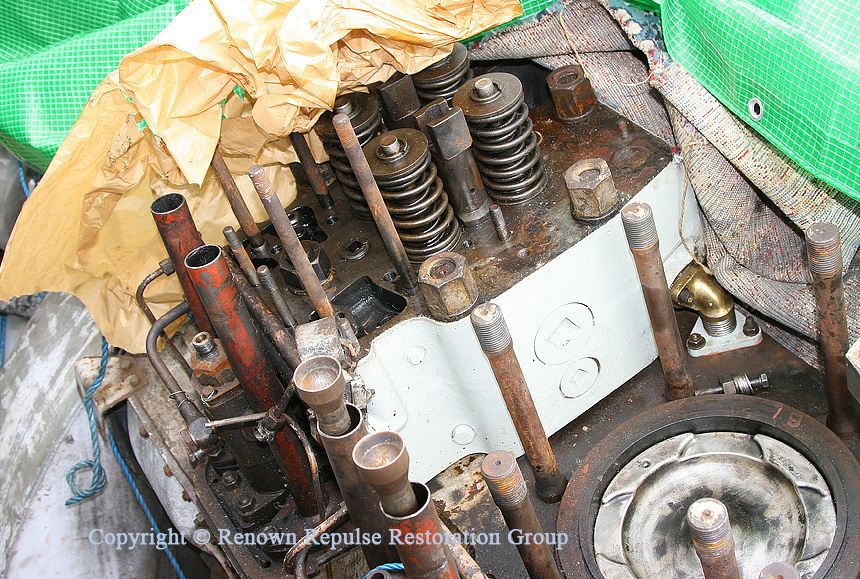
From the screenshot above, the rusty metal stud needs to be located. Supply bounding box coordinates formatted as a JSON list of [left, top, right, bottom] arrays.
[[759, 562, 800, 579], [289, 132, 335, 210], [563, 158, 620, 222], [418, 252, 478, 321], [687, 498, 741, 579], [547, 65, 597, 123]]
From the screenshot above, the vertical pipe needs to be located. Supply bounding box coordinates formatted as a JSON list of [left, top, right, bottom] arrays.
[[223, 226, 260, 286], [257, 265, 298, 329], [687, 498, 741, 579], [289, 132, 335, 210], [150, 193, 214, 334], [332, 113, 418, 295], [621, 202, 696, 400], [470, 303, 568, 503], [210, 146, 266, 249], [294, 356, 400, 567], [481, 451, 562, 579], [806, 222, 860, 437], [249, 165, 335, 319]]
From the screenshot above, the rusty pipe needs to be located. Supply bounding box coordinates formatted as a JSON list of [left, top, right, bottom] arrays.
[[470, 303, 568, 503], [223, 255, 301, 370], [150, 193, 214, 334], [621, 202, 696, 400], [687, 498, 740, 579], [184, 245, 282, 412], [249, 165, 335, 318], [481, 451, 562, 579], [806, 222, 860, 437], [353, 431, 457, 579], [223, 226, 260, 286], [332, 113, 418, 295], [257, 265, 298, 329], [211, 146, 266, 249], [289, 132, 335, 210]]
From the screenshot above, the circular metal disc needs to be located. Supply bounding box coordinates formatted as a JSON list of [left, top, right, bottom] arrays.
[[453, 72, 523, 121], [315, 92, 380, 141], [364, 128, 429, 180], [412, 43, 469, 84]]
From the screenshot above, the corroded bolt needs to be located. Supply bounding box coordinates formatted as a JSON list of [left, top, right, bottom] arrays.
[[687, 498, 740, 579], [687, 333, 706, 350], [418, 251, 478, 321], [490, 204, 511, 242], [759, 562, 800, 579], [222, 470, 240, 490], [806, 222, 842, 276], [564, 158, 619, 222], [236, 493, 255, 514], [621, 202, 658, 248], [743, 315, 759, 336]]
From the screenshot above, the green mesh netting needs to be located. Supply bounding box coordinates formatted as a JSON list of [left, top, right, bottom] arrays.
[[662, 0, 860, 202], [0, 0, 187, 171]]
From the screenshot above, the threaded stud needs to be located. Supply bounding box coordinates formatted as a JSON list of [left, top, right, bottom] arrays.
[[481, 451, 528, 508], [806, 222, 842, 276], [687, 498, 735, 556], [621, 202, 658, 249], [247, 165, 273, 199], [471, 303, 512, 353]]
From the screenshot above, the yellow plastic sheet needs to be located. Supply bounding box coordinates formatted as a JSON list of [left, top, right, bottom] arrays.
[[0, 0, 521, 353]]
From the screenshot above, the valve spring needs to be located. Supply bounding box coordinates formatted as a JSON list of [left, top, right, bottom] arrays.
[[461, 80, 548, 205], [315, 93, 384, 219], [367, 130, 461, 264], [411, 42, 473, 104]]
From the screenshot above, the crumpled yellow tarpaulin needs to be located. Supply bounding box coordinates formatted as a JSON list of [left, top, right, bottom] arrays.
[[0, 0, 521, 353]]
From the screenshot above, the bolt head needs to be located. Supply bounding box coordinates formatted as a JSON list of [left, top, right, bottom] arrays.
[[547, 65, 597, 122], [687, 333, 706, 350]]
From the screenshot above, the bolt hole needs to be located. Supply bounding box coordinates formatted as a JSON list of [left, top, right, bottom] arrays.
[[430, 258, 457, 279], [326, 215, 338, 225], [262, 560, 272, 568], [517, 248, 530, 258], [494, 460, 502, 467], [346, 239, 365, 253], [578, 168, 600, 181], [370, 574, 385, 579], [462, 239, 473, 249], [382, 271, 398, 283], [556, 72, 579, 84]]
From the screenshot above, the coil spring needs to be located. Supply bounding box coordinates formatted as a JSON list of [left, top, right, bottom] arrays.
[[458, 76, 548, 205], [412, 43, 472, 104], [316, 94, 383, 219], [368, 131, 461, 263]]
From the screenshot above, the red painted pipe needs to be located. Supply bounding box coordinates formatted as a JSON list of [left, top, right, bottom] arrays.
[[150, 193, 214, 334]]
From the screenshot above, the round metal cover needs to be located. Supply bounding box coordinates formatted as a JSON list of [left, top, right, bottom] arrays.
[[364, 128, 429, 180], [453, 72, 523, 121], [315, 92, 380, 140]]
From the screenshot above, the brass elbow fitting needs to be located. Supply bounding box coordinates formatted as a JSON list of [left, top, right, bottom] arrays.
[[670, 262, 736, 337]]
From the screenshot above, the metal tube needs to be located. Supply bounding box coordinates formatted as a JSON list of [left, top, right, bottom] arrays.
[[223, 226, 259, 286], [150, 193, 214, 334], [470, 303, 568, 503], [184, 245, 282, 412], [332, 113, 418, 295], [284, 504, 350, 573], [211, 145, 265, 249], [353, 430, 457, 579], [439, 530, 489, 579], [294, 356, 351, 436], [687, 498, 740, 579], [621, 202, 696, 400], [481, 451, 562, 579], [289, 132, 335, 209], [249, 165, 335, 318], [145, 301, 216, 450], [806, 222, 860, 437], [257, 265, 298, 329], [224, 255, 302, 370]]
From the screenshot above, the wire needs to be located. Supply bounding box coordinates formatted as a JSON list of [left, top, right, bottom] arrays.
[[364, 563, 406, 578], [65, 338, 109, 505], [17, 160, 33, 197]]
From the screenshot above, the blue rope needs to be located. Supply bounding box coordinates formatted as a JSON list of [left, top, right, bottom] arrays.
[[106, 423, 188, 579], [364, 563, 405, 578], [0, 313, 6, 369], [17, 160, 30, 197], [65, 338, 109, 505]]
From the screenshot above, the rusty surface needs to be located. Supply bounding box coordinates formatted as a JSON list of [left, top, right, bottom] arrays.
[[631, 243, 696, 400], [289, 132, 335, 210], [418, 251, 478, 321], [813, 272, 860, 437], [211, 146, 265, 248], [547, 65, 597, 124], [150, 194, 214, 334], [483, 343, 567, 503]]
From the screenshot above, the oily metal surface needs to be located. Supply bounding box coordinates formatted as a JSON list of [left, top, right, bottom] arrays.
[[593, 432, 835, 578]]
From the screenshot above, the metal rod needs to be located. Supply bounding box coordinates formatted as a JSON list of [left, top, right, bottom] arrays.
[[490, 204, 511, 242], [353, 431, 457, 579], [284, 504, 350, 573], [211, 145, 265, 249], [257, 264, 298, 328], [223, 226, 260, 286], [687, 498, 740, 579], [204, 412, 267, 429], [621, 202, 696, 400], [289, 132, 335, 210], [150, 193, 214, 334], [332, 113, 418, 295], [481, 451, 562, 579], [470, 303, 568, 503], [249, 165, 335, 318], [806, 222, 860, 437], [224, 254, 302, 369]]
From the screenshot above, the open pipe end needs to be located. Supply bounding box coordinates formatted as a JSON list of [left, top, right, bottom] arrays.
[[150, 193, 186, 215], [294, 355, 350, 435], [352, 430, 410, 492], [185, 245, 222, 270]]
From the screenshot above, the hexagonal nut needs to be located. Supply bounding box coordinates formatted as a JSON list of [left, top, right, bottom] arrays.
[[418, 252, 478, 321], [191, 343, 236, 388], [564, 158, 619, 221], [547, 65, 597, 123], [278, 240, 333, 293]]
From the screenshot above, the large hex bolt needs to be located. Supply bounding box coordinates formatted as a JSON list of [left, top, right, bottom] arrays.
[[687, 498, 740, 579], [481, 452, 563, 579], [546, 65, 597, 123], [418, 252, 478, 321], [564, 158, 620, 222], [293, 356, 351, 436], [278, 239, 334, 294]]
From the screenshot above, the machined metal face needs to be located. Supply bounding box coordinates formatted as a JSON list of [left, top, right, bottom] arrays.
[[364, 129, 430, 180], [593, 432, 836, 579], [453, 72, 524, 121], [315, 92, 381, 141]]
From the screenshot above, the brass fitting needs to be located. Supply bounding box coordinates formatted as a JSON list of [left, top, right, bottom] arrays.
[[418, 251, 478, 321], [670, 262, 736, 337]]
